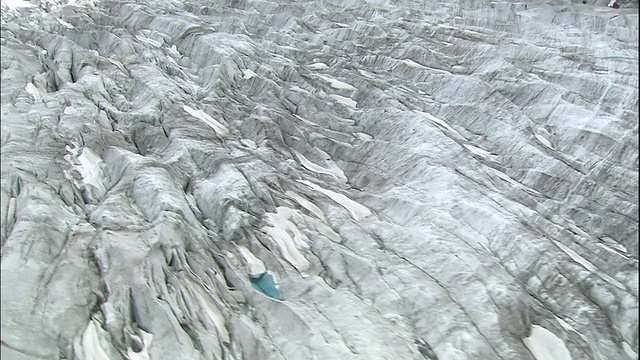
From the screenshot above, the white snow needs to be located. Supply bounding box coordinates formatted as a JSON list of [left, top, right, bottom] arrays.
[[1, 0, 35, 9], [401, 59, 427, 69], [77, 148, 106, 194], [166, 44, 181, 58], [183, 105, 230, 138], [600, 236, 629, 253], [354, 132, 373, 141], [317, 74, 357, 91], [553, 240, 598, 272], [295, 151, 348, 183], [523, 325, 573, 360], [358, 69, 377, 79], [65, 144, 106, 198], [334, 22, 350, 28], [125, 330, 153, 360], [330, 94, 358, 108], [25, 82, 40, 101], [553, 240, 625, 289], [298, 180, 372, 221], [555, 317, 587, 341], [135, 35, 161, 48], [567, 223, 594, 240], [193, 289, 230, 342], [598, 273, 626, 290], [596, 243, 630, 259], [263, 207, 310, 271], [437, 24, 482, 36], [242, 69, 257, 79], [491, 169, 519, 186], [285, 190, 327, 222], [289, 85, 313, 95], [292, 114, 318, 126], [240, 139, 257, 149], [107, 58, 128, 74], [64, 106, 78, 115], [535, 134, 554, 149], [622, 342, 638, 360], [237, 245, 267, 276], [81, 320, 112, 360], [309, 62, 329, 70], [306, 217, 342, 243], [57, 18, 75, 29], [463, 144, 492, 158], [415, 111, 465, 141], [6, 197, 16, 224]]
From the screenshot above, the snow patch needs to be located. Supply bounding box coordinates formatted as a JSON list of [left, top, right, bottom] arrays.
[[77, 148, 105, 193], [107, 58, 128, 74], [438, 24, 482, 36], [596, 243, 630, 259], [57, 18, 75, 29], [567, 223, 595, 240], [523, 325, 573, 360], [237, 245, 267, 276], [317, 74, 357, 91], [553, 240, 625, 289], [555, 317, 587, 341], [354, 132, 373, 141], [64, 106, 78, 115], [553, 240, 597, 272], [263, 207, 310, 271], [135, 35, 161, 48], [80, 320, 112, 360], [401, 59, 427, 69], [309, 62, 329, 70], [242, 69, 256, 79], [415, 111, 465, 141], [623, 342, 638, 360], [183, 105, 230, 138], [358, 69, 377, 79], [330, 94, 357, 108], [193, 290, 230, 342], [240, 139, 257, 149], [64, 144, 106, 199], [25, 82, 40, 100], [293, 114, 318, 126], [1, 0, 35, 9], [295, 151, 348, 183], [599, 236, 629, 254], [289, 85, 313, 95], [306, 217, 342, 243], [285, 191, 327, 222], [535, 134, 554, 149], [298, 180, 371, 221], [125, 330, 153, 360], [491, 169, 519, 186], [463, 144, 492, 158]]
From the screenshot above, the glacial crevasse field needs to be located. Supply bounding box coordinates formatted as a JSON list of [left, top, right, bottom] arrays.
[[1, 0, 638, 359]]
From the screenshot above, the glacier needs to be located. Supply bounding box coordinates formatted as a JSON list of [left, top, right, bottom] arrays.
[[0, 0, 637, 359]]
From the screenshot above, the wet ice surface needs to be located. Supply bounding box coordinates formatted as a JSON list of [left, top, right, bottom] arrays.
[[0, 0, 638, 359]]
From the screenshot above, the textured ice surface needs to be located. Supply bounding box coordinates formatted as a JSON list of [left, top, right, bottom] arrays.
[[0, 0, 638, 359]]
